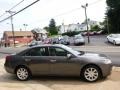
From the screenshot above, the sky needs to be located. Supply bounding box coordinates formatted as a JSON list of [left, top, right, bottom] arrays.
[[0, 0, 107, 38]]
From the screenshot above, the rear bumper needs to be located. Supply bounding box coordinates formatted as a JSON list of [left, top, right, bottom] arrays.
[[4, 64, 14, 74]]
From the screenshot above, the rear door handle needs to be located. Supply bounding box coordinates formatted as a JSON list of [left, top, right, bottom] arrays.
[[25, 59, 31, 62], [50, 59, 56, 63]]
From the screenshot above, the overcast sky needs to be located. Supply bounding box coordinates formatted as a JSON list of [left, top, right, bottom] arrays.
[[0, 0, 106, 38]]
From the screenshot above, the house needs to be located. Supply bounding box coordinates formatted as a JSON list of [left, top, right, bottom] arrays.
[[31, 28, 48, 41], [59, 23, 91, 34], [59, 20, 99, 34], [3, 31, 34, 46]]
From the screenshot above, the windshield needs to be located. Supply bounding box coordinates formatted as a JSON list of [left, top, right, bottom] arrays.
[[111, 34, 120, 38], [60, 45, 81, 55]]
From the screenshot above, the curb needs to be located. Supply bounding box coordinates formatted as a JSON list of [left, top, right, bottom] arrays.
[[113, 67, 120, 72], [0, 52, 12, 54]]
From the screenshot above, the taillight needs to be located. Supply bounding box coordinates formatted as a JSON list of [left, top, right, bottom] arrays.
[[6, 55, 12, 60]]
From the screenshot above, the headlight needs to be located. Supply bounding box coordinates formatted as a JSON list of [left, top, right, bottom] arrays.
[[102, 59, 112, 64]]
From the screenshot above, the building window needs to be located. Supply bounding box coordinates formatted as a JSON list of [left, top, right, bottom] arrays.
[[27, 36, 31, 38]]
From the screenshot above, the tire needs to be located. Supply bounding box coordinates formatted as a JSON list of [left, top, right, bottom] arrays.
[[113, 40, 116, 45], [15, 66, 31, 81], [107, 38, 109, 43], [81, 65, 101, 82]]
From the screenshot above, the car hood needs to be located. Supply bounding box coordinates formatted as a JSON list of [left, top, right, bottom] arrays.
[[114, 38, 120, 41], [78, 52, 108, 61]]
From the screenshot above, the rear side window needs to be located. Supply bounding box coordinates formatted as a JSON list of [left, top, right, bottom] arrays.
[[25, 47, 49, 56]]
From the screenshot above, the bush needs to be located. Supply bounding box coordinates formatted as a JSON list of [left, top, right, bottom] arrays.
[[62, 31, 81, 37]]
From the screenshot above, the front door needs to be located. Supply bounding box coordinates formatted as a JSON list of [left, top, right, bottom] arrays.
[[48, 46, 80, 76]]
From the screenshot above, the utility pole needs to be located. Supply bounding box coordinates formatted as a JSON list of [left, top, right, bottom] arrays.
[[23, 24, 28, 31], [106, 7, 110, 34], [106, 17, 109, 34], [82, 3, 90, 43], [6, 10, 16, 47]]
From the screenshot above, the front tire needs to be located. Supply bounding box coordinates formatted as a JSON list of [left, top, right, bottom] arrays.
[[113, 40, 116, 45], [81, 65, 101, 82], [16, 66, 31, 81]]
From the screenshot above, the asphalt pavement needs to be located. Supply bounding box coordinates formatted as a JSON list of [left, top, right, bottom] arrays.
[[0, 35, 120, 90], [0, 35, 120, 66]]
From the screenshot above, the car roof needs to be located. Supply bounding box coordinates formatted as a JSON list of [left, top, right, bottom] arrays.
[[110, 34, 120, 35], [29, 44, 65, 48]]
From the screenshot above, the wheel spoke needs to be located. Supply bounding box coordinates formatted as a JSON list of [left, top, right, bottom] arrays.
[[17, 68, 29, 80], [84, 67, 99, 81]]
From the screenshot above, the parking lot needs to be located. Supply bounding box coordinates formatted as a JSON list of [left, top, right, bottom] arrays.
[[0, 59, 120, 90], [0, 35, 120, 90]]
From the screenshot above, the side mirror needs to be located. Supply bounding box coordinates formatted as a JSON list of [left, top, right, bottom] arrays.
[[67, 54, 72, 59]]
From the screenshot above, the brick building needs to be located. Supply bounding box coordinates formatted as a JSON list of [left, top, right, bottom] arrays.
[[3, 31, 34, 46]]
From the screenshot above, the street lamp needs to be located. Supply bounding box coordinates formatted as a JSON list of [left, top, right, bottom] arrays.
[[23, 24, 28, 31], [6, 10, 16, 47], [81, 3, 90, 43]]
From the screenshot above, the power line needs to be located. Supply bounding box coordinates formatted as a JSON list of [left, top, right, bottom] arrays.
[[0, 0, 24, 18], [54, 0, 104, 18], [0, 0, 40, 23], [9, 0, 25, 10], [89, 0, 104, 6], [30, 0, 104, 24], [0, 0, 102, 24]]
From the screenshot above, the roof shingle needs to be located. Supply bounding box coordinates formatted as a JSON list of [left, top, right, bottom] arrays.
[[4, 31, 33, 37]]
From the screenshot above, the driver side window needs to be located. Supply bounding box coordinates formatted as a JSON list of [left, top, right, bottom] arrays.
[[49, 47, 68, 56]]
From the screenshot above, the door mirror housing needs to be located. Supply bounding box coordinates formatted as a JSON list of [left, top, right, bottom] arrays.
[[67, 54, 72, 59]]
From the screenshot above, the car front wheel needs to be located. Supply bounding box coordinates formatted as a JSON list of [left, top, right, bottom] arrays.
[[81, 65, 101, 82], [113, 40, 116, 45], [16, 66, 31, 81]]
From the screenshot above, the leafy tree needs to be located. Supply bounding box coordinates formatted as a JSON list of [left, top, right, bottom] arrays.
[[43, 26, 49, 32], [106, 0, 120, 33], [90, 25, 101, 31], [48, 19, 58, 35], [62, 31, 80, 37]]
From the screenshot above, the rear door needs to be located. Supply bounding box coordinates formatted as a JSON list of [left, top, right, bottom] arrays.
[[23, 47, 50, 75]]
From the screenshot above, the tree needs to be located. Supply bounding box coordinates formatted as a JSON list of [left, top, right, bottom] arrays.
[[43, 26, 49, 32], [48, 19, 58, 35], [90, 25, 101, 31], [106, 0, 120, 33], [100, 18, 109, 34]]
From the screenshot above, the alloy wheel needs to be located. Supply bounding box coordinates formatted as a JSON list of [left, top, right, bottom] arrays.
[[16, 67, 30, 81], [82, 65, 101, 82]]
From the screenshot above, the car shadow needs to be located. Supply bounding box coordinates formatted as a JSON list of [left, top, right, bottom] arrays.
[[105, 41, 120, 46], [0, 72, 107, 85]]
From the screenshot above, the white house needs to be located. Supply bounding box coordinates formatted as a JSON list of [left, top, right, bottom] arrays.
[[59, 20, 99, 34], [31, 28, 48, 40]]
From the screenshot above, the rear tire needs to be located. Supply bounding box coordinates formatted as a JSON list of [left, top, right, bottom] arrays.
[[15, 66, 31, 81], [81, 65, 101, 82]]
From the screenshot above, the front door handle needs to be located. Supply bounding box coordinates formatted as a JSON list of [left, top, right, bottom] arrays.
[[50, 59, 56, 63], [25, 59, 31, 62]]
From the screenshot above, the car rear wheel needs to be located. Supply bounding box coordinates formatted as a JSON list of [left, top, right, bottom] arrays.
[[16, 66, 31, 81], [81, 65, 101, 82]]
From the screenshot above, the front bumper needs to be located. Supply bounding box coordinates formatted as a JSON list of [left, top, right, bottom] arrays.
[[115, 41, 120, 45], [99, 63, 112, 77]]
